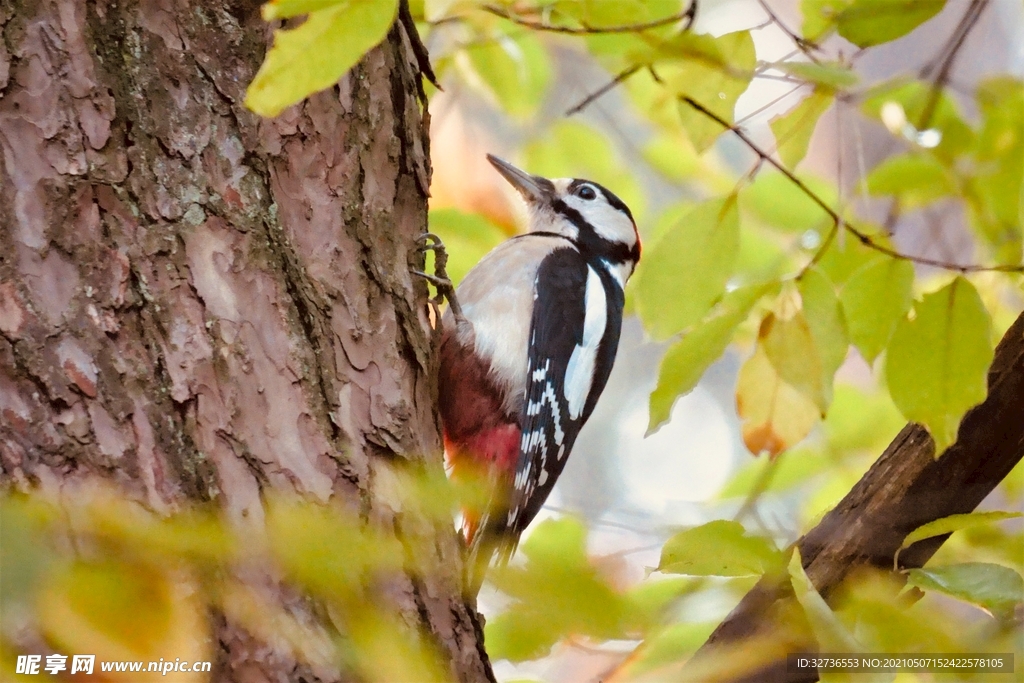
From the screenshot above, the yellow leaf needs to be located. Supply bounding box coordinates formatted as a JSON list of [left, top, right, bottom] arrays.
[[37, 561, 208, 681], [736, 345, 821, 457], [759, 306, 826, 413]]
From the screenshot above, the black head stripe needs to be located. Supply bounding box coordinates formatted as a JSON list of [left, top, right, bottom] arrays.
[[596, 184, 634, 223], [551, 198, 637, 267], [567, 179, 634, 223]]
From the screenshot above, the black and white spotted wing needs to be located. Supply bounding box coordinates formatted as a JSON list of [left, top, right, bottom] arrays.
[[502, 246, 625, 549]]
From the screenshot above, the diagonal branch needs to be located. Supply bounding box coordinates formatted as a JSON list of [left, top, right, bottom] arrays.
[[917, 0, 989, 130], [680, 96, 1024, 275], [483, 0, 697, 35], [565, 64, 642, 116], [755, 0, 822, 63]]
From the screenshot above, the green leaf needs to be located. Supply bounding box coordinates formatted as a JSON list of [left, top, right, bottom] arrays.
[[823, 384, 904, 452], [615, 620, 719, 677], [484, 608, 563, 663], [864, 153, 956, 208], [668, 31, 756, 152], [247, 0, 399, 117], [0, 496, 56, 608], [635, 196, 740, 340], [266, 497, 403, 600], [788, 550, 861, 652], [648, 281, 777, 433], [885, 277, 994, 454], [465, 33, 551, 118], [624, 577, 694, 631], [835, 0, 946, 48], [967, 77, 1024, 262], [770, 89, 833, 169], [525, 121, 645, 222], [760, 301, 827, 413], [814, 227, 882, 286], [799, 269, 849, 408], [642, 131, 702, 182], [789, 553, 901, 683], [487, 518, 628, 661], [262, 0, 347, 20], [801, 0, 854, 41], [739, 170, 835, 234], [900, 511, 1024, 550], [907, 563, 1024, 616], [776, 61, 859, 90], [719, 447, 831, 498], [659, 520, 782, 576], [839, 256, 914, 362]]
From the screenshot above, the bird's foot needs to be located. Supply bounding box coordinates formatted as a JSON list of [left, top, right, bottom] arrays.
[[413, 233, 464, 321]]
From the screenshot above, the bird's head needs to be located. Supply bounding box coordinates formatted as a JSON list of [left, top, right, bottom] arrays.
[[487, 155, 641, 278]]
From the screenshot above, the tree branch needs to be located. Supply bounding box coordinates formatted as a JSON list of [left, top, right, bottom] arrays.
[[686, 310, 1024, 682], [755, 0, 822, 63], [565, 65, 642, 115], [917, 0, 989, 130], [483, 0, 697, 35], [680, 96, 1024, 275]]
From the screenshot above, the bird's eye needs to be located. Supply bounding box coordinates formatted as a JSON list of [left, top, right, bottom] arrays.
[[576, 184, 597, 201]]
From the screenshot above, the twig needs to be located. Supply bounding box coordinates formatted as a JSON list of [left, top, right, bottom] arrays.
[[755, 0, 821, 63], [733, 455, 782, 523], [483, 0, 697, 35], [734, 81, 808, 127], [680, 96, 1024, 275], [917, 0, 989, 130], [566, 64, 642, 116]]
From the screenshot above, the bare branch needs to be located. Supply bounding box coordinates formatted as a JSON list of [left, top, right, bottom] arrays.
[[565, 65, 642, 116], [483, 0, 697, 35], [680, 96, 1024, 275], [918, 0, 990, 129], [755, 0, 822, 63]]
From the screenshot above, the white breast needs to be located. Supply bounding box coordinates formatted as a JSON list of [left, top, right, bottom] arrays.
[[448, 235, 572, 416]]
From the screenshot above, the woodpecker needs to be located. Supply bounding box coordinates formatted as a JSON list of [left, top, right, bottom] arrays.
[[432, 155, 640, 586]]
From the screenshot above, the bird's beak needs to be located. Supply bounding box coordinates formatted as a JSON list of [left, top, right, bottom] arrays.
[[487, 154, 551, 203]]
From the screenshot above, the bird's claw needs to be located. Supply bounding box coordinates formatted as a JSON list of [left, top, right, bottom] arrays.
[[416, 232, 445, 251], [412, 234, 464, 321]]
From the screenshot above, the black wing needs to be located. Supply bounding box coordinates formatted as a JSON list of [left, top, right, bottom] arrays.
[[501, 248, 625, 553]]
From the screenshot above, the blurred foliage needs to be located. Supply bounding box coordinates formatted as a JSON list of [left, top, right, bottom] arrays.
[[0, 489, 450, 683], [11, 0, 1017, 680]]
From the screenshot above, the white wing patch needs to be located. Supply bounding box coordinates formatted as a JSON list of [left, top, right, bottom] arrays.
[[563, 266, 607, 420], [600, 258, 632, 290]]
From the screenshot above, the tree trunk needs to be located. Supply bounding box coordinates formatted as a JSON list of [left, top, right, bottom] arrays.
[[0, 1, 492, 681]]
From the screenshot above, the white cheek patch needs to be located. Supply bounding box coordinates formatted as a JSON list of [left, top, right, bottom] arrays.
[[563, 266, 607, 419], [563, 194, 637, 248]]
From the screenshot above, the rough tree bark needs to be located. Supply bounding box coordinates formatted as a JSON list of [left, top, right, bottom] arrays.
[[0, 1, 492, 681]]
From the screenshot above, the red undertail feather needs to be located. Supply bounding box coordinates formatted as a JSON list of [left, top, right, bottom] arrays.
[[438, 327, 521, 546]]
